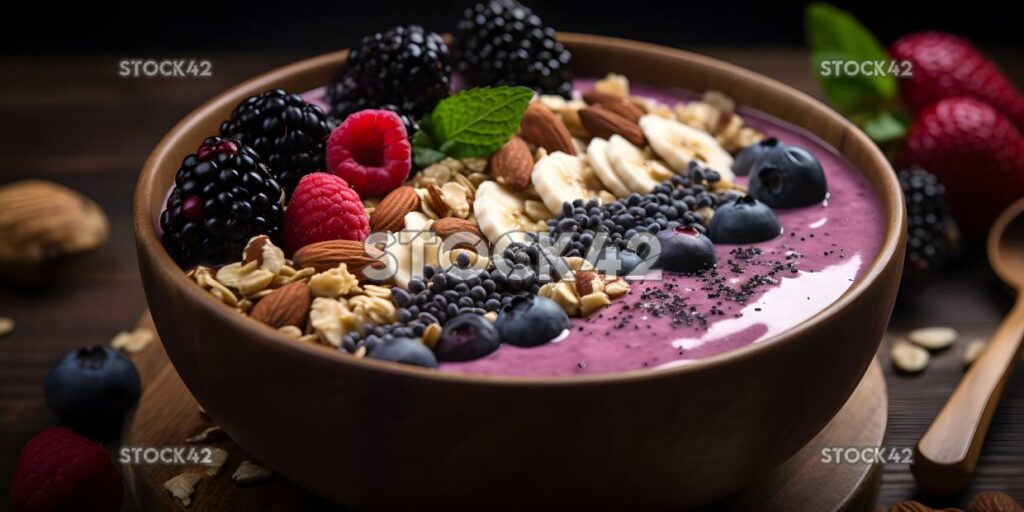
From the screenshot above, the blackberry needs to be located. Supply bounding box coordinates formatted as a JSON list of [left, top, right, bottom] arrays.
[[160, 137, 284, 267], [899, 166, 959, 275], [326, 25, 451, 122], [453, 0, 573, 97], [219, 89, 331, 196], [545, 166, 740, 259]]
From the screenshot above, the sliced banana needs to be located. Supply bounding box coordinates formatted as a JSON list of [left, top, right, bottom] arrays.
[[640, 114, 735, 180], [587, 138, 631, 198], [474, 181, 542, 252], [531, 151, 608, 214], [606, 135, 674, 194]]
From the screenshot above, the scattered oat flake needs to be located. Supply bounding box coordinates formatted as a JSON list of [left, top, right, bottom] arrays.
[[205, 447, 229, 476], [233, 460, 273, 484], [163, 472, 202, 506], [891, 340, 929, 374], [908, 326, 958, 350], [0, 317, 13, 337], [186, 425, 226, 443], [963, 339, 987, 367], [110, 328, 155, 354]]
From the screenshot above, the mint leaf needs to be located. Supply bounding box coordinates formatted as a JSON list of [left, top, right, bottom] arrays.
[[859, 110, 907, 143], [805, 3, 895, 115], [413, 147, 446, 168], [430, 86, 533, 159]]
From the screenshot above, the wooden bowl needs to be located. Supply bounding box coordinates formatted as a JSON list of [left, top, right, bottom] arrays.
[[134, 33, 905, 510]]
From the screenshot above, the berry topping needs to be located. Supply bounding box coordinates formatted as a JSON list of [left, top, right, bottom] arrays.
[[10, 428, 123, 512], [436, 313, 502, 361], [160, 137, 285, 267], [454, 0, 573, 97], [655, 226, 718, 274], [43, 346, 141, 438], [495, 295, 570, 347], [708, 195, 782, 244], [220, 89, 332, 196], [326, 25, 452, 121], [898, 166, 959, 275], [732, 137, 779, 177], [748, 143, 828, 208], [366, 337, 439, 368], [326, 109, 412, 197], [282, 173, 370, 255]]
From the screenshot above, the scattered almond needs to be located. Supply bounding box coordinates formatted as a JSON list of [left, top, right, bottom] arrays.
[[969, 491, 1024, 512], [579, 106, 645, 146], [963, 339, 987, 367], [110, 327, 155, 354], [425, 184, 451, 217], [891, 340, 930, 374], [490, 135, 533, 190], [233, 460, 273, 485], [908, 326, 958, 351], [582, 90, 645, 123], [186, 425, 227, 443], [249, 281, 311, 329], [431, 217, 483, 240], [205, 447, 229, 477], [886, 501, 932, 512], [292, 240, 385, 277], [520, 102, 577, 155], [369, 186, 419, 232]]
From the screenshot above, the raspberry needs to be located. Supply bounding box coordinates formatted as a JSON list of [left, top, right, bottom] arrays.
[[282, 172, 370, 255], [10, 428, 123, 512], [326, 109, 411, 197]]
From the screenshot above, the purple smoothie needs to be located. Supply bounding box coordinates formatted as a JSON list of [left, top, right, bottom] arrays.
[[438, 82, 886, 377]]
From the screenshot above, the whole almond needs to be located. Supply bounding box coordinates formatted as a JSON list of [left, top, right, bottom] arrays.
[[969, 492, 1023, 512], [582, 90, 645, 123], [250, 281, 311, 329], [292, 240, 385, 278], [519, 103, 577, 155], [426, 185, 450, 217], [490, 136, 533, 190], [579, 106, 645, 146], [369, 186, 419, 232], [431, 217, 483, 240]]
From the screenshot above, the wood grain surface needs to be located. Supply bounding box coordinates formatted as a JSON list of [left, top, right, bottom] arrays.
[[1, 48, 1022, 511]]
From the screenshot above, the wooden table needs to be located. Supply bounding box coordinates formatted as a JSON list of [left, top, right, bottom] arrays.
[[1, 48, 1023, 510]]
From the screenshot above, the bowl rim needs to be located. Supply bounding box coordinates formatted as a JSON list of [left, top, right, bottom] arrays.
[[134, 32, 904, 387]]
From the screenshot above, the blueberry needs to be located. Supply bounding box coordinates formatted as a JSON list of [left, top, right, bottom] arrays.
[[435, 314, 502, 362], [654, 226, 717, 273], [732, 137, 780, 177], [708, 196, 782, 244], [367, 337, 438, 368], [748, 143, 828, 208], [496, 295, 570, 348], [44, 346, 141, 437]]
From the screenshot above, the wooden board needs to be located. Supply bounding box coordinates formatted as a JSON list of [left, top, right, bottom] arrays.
[[123, 312, 887, 511]]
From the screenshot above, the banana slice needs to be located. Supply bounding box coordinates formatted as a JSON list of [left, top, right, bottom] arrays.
[[606, 135, 675, 194], [531, 151, 608, 214], [640, 114, 735, 180], [587, 138, 631, 198], [474, 180, 542, 251]]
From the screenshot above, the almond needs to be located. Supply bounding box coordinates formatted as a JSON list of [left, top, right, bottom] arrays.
[[582, 90, 645, 123], [490, 136, 533, 190], [969, 492, 1024, 512], [426, 184, 450, 217], [431, 217, 483, 240], [292, 240, 385, 278], [575, 271, 597, 296], [519, 103, 577, 155], [369, 186, 419, 232], [579, 106, 645, 146], [249, 281, 311, 329], [242, 235, 270, 265], [887, 502, 932, 512]]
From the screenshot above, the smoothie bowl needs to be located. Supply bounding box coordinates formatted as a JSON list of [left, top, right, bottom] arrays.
[[134, 15, 904, 510]]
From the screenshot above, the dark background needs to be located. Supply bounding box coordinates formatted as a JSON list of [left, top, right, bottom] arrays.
[[1, 1, 1019, 55]]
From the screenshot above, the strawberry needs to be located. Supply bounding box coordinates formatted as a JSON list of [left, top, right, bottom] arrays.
[[901, 97, 1024, 237], [890, 31, 1024, 130]]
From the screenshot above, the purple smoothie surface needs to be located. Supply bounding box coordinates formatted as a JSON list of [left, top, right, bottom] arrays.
[[437, 81, 886, 377]]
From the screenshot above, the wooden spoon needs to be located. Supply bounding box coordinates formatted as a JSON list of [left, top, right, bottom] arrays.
[[912, 197, 1024, 494]]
